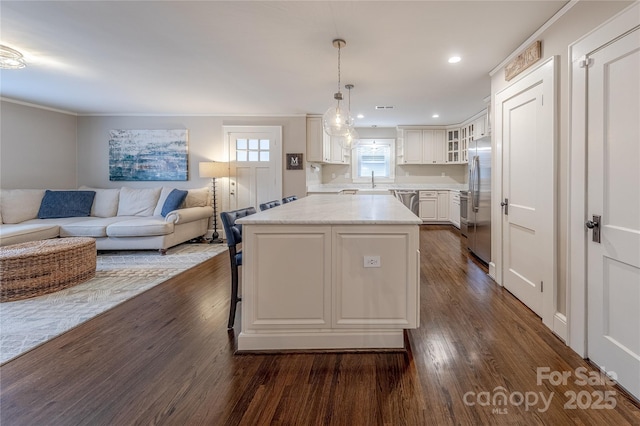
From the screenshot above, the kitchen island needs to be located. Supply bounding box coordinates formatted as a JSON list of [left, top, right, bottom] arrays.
[[235, 194, 422, 351]]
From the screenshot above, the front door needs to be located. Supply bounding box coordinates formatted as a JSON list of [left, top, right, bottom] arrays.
[[586, 28, 640, 400], [224, 126, 282, 211], [496, 58, 555, 326]]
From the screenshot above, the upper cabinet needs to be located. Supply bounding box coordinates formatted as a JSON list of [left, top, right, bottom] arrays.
[[398, 129, 446, 164], [306, 116, 350, 164], [474, 114, 488, 138], [446, 128, 463, 164]]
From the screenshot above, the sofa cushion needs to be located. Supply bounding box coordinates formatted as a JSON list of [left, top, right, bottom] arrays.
[[161, 189, 188, 217], [106, 218, 174, 237], [0, 189, 45, 224], [117, 187, 161, 217], [38, 190, 96, 219], [59, 217, 125, 238], [0, 224, 60, 247], [183, 187, 209, 208], [79, 186, 120, 217]]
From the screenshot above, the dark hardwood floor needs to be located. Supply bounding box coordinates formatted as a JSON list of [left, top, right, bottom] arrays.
[[1, 226, 639, 425]]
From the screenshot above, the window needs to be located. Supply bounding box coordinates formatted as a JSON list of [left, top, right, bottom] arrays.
[[236, 138, 270, 162], [352, 139, 395, 182]]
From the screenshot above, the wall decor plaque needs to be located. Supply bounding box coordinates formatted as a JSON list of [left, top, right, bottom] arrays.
[[286, 153, 303, 170], [505, 41, 542, 81]]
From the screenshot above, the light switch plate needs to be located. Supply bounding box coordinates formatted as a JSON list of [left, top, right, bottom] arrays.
[[364, 256, 381, 268]]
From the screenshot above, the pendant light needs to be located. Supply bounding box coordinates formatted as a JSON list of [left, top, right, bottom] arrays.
[[323, 39, 354, 137], [343, 84, 359, 148]]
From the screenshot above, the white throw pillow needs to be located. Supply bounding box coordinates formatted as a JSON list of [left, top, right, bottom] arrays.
[[183, 187, 210, 208], [79, 186, 121, 217], [0, 189, 45, 224], [116, 187, 161, 217], [153, 187, 175, 216]]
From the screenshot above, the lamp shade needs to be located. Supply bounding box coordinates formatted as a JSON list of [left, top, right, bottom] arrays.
[[199, 161, 227, 178]]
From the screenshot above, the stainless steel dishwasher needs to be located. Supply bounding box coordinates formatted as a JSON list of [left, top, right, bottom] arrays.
[[393, 190, 419, 217]]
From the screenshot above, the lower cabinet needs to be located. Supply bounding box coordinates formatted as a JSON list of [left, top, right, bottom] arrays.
[[419, 191, 437, 221], [333, 226, 418, 328], [449, 191, 460, 228], [419, 190, 451, 223], [239, 223, 420, 350]]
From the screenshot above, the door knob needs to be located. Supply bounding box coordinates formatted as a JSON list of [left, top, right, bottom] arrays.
[[500, 198, 509, 215], [586, 215, 601, 243]]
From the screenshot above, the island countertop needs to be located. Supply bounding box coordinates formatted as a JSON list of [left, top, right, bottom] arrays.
[[236, 194, 422, 225]]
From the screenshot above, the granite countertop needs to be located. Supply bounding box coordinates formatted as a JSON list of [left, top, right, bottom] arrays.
[[306, 183, 467, 193], [236, 194, 423, 225]]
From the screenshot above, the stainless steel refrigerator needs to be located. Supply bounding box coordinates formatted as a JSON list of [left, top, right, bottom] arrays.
[[467, 136, 491, 264]]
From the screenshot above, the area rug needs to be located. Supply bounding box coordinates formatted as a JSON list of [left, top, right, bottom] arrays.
[[0, 243, 227, 364]]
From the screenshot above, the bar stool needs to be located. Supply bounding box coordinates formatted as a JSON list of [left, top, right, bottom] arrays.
[[259, 200, 281, 211], [220, 206, 256, 329]]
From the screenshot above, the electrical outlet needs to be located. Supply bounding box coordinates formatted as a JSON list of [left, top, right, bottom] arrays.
[[364, 255, 381, 268], [331, 173, 336, 179]]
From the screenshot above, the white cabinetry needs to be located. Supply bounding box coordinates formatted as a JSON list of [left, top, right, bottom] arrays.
[[419, 190, 451, 222], [306, 116, 349, 164], [333, 226, 419, 328], [449, 191, 460, 228], [400, 129, 445, 164], [474, 113, 488, 138], [239, 218, 420, 350], [446, 129, 462, 163], [437, 191, 449, 221], [419, 191, 437, 221]]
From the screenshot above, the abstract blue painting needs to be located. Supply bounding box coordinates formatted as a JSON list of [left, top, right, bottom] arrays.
[[109, 129, 188, 181]]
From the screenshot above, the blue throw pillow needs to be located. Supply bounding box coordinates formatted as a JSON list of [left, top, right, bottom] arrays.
[[161, 189, 188, 217], [38, 190, 96, 219]]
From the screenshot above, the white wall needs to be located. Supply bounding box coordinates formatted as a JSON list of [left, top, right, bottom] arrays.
[[76, 115, 307, 212], [490, 0, 632, 316], [0, 100, 78, 189]]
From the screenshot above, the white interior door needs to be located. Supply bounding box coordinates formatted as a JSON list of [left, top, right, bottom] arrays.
[[496, 58, 555, 327], [225, 126, 282, 211], [586, 28, 640, 400]]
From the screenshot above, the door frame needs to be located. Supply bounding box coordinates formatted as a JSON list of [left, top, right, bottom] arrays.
[[222, 125, 283, 212], [493, 55, 559, 334], [567, 3, 639, 357]]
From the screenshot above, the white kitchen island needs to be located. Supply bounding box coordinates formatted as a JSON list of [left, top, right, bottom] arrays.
[[235, 194, 422, 351]]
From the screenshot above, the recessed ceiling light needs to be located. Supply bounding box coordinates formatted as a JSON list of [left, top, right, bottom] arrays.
[[448, 56, 461, 64], [432, 114, 440, 118], [357, 114, 364, 119]]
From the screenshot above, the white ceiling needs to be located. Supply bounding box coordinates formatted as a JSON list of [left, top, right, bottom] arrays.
[[0, 1, 568, 127]]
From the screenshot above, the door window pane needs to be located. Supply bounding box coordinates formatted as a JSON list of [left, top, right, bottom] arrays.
[[236, 138, 272, 162]]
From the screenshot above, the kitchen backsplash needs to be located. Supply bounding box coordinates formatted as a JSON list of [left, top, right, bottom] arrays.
[[319, 163, 467, 185]]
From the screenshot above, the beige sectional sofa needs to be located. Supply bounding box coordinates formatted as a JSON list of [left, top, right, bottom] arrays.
[[0, 186, 213, 253]]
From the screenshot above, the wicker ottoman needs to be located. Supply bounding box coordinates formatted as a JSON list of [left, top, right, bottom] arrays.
[[0, 237, 96, 302]]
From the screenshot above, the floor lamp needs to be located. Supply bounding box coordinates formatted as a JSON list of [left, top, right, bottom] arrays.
[[199, 161, 227, 244]]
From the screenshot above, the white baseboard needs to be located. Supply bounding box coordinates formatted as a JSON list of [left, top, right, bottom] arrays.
[[553, 312, 567, 342], [488, 262, 497, 282]]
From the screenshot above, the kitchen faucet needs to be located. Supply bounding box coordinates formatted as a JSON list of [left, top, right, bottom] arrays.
[[371, 170, 375, 188]]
